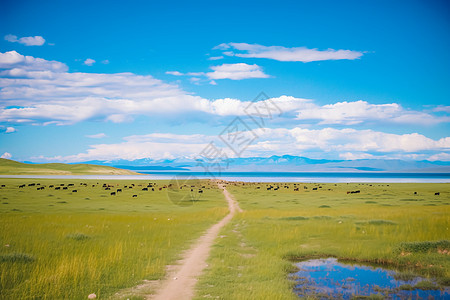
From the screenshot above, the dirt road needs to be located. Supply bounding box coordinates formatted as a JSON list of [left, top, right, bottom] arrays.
[[149, 182, 242, 300]]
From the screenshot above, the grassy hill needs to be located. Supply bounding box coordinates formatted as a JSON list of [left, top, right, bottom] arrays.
[[0, 158, 140, 175]]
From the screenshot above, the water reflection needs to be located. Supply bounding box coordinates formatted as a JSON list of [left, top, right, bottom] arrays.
[[291, 258, 449, 299]]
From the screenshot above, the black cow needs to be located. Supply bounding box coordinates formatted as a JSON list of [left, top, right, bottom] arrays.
[[132, 194, 137, 197], [117, 189, 122, 192], [294, 188, 299, 191], [142, 188, 148, 191], [63, 187, 68, 190], [198, 190, 203, 193], [72, 190, 77, 193], [312, 188, 318, 190], [55, 187, 61, 190], [435, 192, 440, 196], [111, 192, 116, 196]]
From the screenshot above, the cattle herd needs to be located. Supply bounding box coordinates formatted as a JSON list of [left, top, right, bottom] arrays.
[[1, 181, 443, 198], [7, 181, 210, 198]]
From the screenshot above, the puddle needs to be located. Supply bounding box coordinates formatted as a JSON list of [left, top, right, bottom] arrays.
[[291, 258, 449, 299]]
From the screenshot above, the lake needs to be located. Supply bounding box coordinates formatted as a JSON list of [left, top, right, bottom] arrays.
[[1, 172, 449, 183]]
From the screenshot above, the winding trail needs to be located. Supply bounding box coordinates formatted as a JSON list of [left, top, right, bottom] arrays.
[[148, 181, 242, 300]]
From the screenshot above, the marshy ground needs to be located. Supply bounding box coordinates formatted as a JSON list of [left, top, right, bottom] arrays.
[[0, 179, 448, 299]]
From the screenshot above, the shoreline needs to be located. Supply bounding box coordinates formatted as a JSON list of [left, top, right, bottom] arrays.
[[0, 173, 449, 183]]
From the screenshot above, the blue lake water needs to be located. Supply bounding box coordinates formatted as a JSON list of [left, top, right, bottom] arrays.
[[1, 172, 449, 182], [292, 258, 449, 299]]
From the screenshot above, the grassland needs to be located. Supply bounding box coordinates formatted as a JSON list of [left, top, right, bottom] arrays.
[[1, 179, 448, 299], [0, 178, 228, 299], [194, 182, 449, 300], [0, 158, 140, 175]]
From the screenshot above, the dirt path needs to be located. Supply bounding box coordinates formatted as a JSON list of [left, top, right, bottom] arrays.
[[147, 181, 242, 300]]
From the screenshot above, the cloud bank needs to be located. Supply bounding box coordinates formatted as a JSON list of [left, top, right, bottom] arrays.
[[4, 35, 46, 46], [214, 43, 364, 62]]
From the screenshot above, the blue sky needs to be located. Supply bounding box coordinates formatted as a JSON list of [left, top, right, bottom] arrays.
[[0, 0, 449, 163]]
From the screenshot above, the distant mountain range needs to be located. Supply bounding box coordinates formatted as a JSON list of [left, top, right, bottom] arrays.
[[75, 155, 450, 173]]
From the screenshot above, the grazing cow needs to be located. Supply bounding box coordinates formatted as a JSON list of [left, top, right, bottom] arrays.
[[159, 187, 163, 191], [68, 184, 74, 187], [199, 190, 203, 193], [19, 184, 25, 188], [1, 185, 5, 187], [312, 188, 318, 191], [111, 192, 116, 196], [55, 187, 61, 190], [152, 188, 155, 191], [267, 187, 272, 190], [28, 183, 35, 186], [294, 188, 299, 191], [105, 188, 111, 190], [435, 192, 440, 196], [256, 187, 260, 189], [72, 190, 77, 193], [132, 194, 137, 197], [414, 192, 417, 195], [63, 187, 68, 190], [117, 189, 122, 192], [49, 185, 54, 188], [142, 188, 148, 191]]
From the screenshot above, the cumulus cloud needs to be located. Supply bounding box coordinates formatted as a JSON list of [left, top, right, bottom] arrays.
[[208, 56, 224, 60], [83, 58, 96, 66], [166, 71, 184, 76], [1, 152, 12, 159], [166, 63, 269, 81], [5, 34, 45, 46], [37, 127, 450, 162], [214, 42, 363, 62], [86, 133, 107, 139], [428, 152, 450, 161], [0, 51, 447, 128], [5, 126, 16, 133], [206, 63, 269, 80], [296, 100, 449, 125]]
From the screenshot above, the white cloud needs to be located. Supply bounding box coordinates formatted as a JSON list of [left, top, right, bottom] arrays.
[[86, 133, 107, 139], [428, 152, 450, 161], [4, 35, 45, 46], [0, 51, 447, 128], [84, 58, 96, 66], [215, 42, 363, 62], [296, 100, 449, 125], [0, 50, 67, 72], [166, 64, 269, 82], [208, 56, 224, 60], [37, 128, 450, 162], [206, 63, 269, 80], [5, 126, 16, 133], [1, 152, 12, 159], [166, 71, 184, 76]]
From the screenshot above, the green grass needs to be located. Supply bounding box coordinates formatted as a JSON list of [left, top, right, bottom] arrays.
[[194, 182, 450, 299], [0, 178, 228, 299], [0, 158, 139, 175], [1, 179, 449, 299]]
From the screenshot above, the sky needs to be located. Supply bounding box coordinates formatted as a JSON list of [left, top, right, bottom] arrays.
[[0, 0, 449, 163]]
